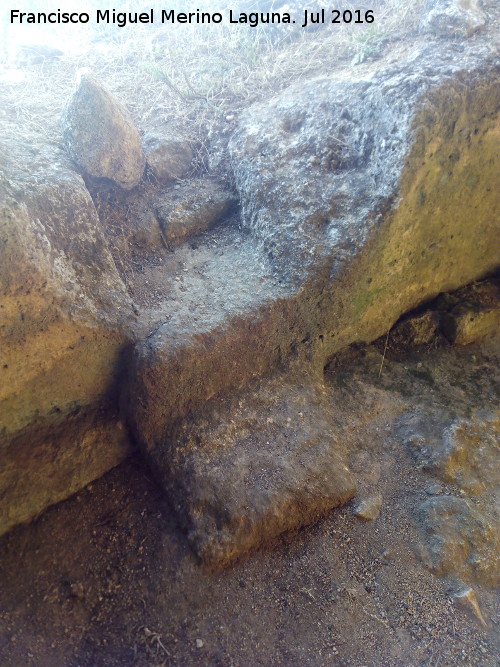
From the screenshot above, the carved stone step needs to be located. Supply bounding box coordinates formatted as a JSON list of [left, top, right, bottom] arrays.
[[148, 375, 355, 570]]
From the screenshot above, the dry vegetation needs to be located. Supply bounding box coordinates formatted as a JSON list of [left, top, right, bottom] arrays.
[[1, 0, 426, 152]]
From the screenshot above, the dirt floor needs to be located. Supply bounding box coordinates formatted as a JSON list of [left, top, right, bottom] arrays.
[[0, 336, 498, 667]]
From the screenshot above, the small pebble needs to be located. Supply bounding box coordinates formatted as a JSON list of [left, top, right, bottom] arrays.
[[425, 483, 443, 495], [69, 582, 85, 600], [196, 639, 204, 649], [354, 494, 383, 520]]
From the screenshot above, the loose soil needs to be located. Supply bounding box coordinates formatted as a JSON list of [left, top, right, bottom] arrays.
[[0, 336, 498, 667]]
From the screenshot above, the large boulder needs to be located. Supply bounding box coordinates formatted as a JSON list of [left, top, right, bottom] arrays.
[[229, 42, 499, 296], [62, 70, 145, 189], [129, 36, 499, 567], [131, 39, 499, 453], [0, 136, 135, 535]]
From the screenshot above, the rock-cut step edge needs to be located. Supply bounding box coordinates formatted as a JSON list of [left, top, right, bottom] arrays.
[[148, 374, 356, 570]]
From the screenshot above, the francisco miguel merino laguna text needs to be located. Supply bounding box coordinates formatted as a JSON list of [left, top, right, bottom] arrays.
[[10, 8, 375, 29]]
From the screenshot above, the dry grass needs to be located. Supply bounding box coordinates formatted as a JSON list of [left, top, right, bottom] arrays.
[[1, 0, 426, 155]]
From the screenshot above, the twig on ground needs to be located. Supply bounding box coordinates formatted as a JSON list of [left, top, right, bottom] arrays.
[[378, 328, 391, 378]]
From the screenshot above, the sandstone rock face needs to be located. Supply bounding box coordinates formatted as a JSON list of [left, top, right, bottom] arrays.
[[144, 132, 193, 183], [127, 210, 164, 253], [4, 24, 499, 567], [0, 404, 131, 533], [391, 311, 441, 347], [131, 40, 499, 445], [229, 42, 499, 307], [62, 71, 145, 189], [129, 38, 499, 566], [440, 282, 500, 345], [0, 140, 134, 535], [443, 307, 499, 345]]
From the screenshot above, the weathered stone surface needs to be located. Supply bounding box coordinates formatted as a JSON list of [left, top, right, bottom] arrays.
[[155, 179, 236, 248], [144, 132, 193, 183], [398, 409, 499, 494], [129, 38, 499, 565], [421, 0, 486, 37], [132, 41, 500, 449], [442, 303, 499, 346], [436, 279, 499, 343], [0, 138, 134, 535], [229, 42, 499, 299], [62, 71, 145, 189], [442, 307, 499, 345], [152, 374, 355, 569], [128, 209, 164, 252], [402, 405, 500, 587], [0, 405, 132, 533], [418, 495, 499, 586]]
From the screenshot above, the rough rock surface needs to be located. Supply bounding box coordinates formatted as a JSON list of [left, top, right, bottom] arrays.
[[153, 374, 356, 569], [443, 306, 499, 345], [1, 319, 499, 666], [143, 132, 193, 183], [127, 209, 164, 252], [418, 496, 499, 586], [62, 71, 145, 189], [0, 136, 134, 535], [396, 402, 499, 587], [397, 409, 499, 494], [229, 42, 499, 294], [421, 0, 486, 37], [0, 404, 131, 533], [129, 38, 499, 564], [391, 311, 441, 347], [155, 179, 236, 248], [437, 279, 499, 345], [132, 41, 500, 449], [3, 23, 500, 568]]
